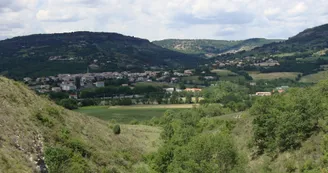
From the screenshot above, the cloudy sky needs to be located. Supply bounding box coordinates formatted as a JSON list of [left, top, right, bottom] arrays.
[[1, 0, 328, 41]]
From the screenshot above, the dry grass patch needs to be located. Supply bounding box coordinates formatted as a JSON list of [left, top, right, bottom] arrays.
[[249, 72, 300, 80], [211, 69, 237, 76], [300, 71, 328, 83]]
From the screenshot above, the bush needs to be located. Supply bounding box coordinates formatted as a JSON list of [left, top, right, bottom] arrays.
[[58, 99, 78, 110], [129, 119, 139, 125], [34, 112, 54, 127], [45, 147, 71, 172], [113, 124, 121, 135], [251, 86, 325, 155], [45, 147, 90, 173]]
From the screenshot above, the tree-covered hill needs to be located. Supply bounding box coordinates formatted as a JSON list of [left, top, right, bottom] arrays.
[[212, 23, 328, 76], [0, 32, 201, 79], [232, 23, 328, 57], [153, 38, 282, 56]]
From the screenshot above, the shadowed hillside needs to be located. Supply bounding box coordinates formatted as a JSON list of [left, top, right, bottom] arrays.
[[237, 23, 328, 56], [0, 32, 201, 79]]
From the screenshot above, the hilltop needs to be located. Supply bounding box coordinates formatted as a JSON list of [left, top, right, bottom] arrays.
[[153, 38, 282, 57], [0, 32, 201, 79], [211, 23, 328, 77], [0, 76, 161, 172], [235, 23, 328, 56]]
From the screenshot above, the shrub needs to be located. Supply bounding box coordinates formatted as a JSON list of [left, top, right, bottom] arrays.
[[58, 99, 78, 110], [45, 147, 91, 173], [129, 119, 139, 125], [113, 125, 121, 135], [66, 139, 91, 158], [34, 112, 54, 127], [251, 87, 325, 155], [45, 147, 71, 172]]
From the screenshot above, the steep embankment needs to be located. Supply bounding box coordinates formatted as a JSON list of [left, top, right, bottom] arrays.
[[0, 77, 161, 172]]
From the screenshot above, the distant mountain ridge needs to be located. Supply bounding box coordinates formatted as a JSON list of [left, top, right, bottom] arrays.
[[243, 24, 328, 55], [212, 23, 328, 76], [0, 31, 201, 79], [153, 38, 283, 57]]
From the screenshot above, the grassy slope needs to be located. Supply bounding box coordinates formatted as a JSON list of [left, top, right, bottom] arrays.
[[0, 77, 161, 172], [300, 71, 328, 83], [249, 72, 300, 80]]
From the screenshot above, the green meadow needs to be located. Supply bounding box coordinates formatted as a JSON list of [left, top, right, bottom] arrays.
[[75, 104, 194, 123]]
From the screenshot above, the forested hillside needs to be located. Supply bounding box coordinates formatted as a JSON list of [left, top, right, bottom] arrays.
[[213, 23, 328, 76], [0, 32, 201, 79], [222, 24, 328, 58]]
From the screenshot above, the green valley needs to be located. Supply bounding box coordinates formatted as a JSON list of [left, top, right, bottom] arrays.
[[3, 16, 328, 173]]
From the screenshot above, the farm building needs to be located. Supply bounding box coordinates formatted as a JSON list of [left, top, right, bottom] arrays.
[[255, 92, 272, 96], [185, 88, 202, 92]]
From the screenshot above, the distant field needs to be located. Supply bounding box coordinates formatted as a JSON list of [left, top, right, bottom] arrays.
[[211, 69, 237, 77], [135, 82, 173, 87], [75, 104, 195, 123], [296, 56, 328, 62], [273, 53, 296, 58], [300, 71, 328, 83], [219, 75, 245, 82], [181, 76, 203, 84], [211, 69, 247, 82], [249, 72, 300, 80]]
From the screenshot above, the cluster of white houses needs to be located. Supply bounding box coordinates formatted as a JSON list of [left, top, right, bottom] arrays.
[[25, 70, 199, 93], [164, 87, 203, 93]]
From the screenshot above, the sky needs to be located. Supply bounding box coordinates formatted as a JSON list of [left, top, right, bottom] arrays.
[[1, 0, 328, 41]]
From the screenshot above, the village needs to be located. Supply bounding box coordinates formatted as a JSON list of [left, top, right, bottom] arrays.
[[212, 56, 280, 68], [22, 66, 290, 103], [22, 69, 208, 96]]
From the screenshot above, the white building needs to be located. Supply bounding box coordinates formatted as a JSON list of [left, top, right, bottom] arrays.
[[23, 77, 32, 82], [51, 87, 62, 92], [255, 92, 272, 96], [94, 81, 105, 88], [61, 83, 77, 91]]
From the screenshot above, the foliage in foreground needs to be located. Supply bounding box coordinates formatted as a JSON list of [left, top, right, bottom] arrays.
[[146, 106, 245, 173], [251, 84, 326, 155], [250, 80, 328, 172]]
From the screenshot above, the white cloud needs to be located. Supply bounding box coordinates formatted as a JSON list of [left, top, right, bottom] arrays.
[[264, 8, 281, 16], [288, 2, 308, 15], [0, 0, 328, 41], [216, 27, 237, 36], [36, 9, 84, 22]]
